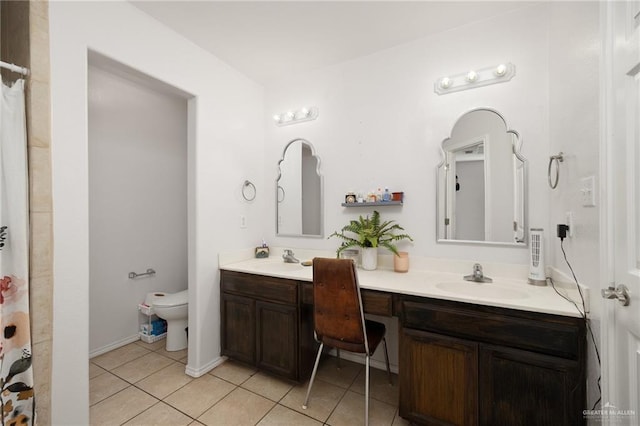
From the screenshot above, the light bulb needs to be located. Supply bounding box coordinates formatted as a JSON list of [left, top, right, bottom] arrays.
[[495, 64, 507, 76], [286, 111, 295, 120], [440, 77, 452, 89], [466, 71, 478, 82], [273, 114, 281, 122], [300, 107, 310, 117]]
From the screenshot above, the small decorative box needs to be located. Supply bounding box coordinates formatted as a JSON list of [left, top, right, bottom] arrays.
[[392, 192, 404, 202], [345, 192, 356, 203], [255, 246, 270, 258]]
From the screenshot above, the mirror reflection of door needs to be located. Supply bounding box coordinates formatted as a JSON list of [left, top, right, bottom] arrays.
[[453, 142, 485, 241], [437, 108, 526, 245], [277, 139, 323, 237]]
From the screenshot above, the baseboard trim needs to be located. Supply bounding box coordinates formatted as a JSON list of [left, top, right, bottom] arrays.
[[89, 334, 140, 358], [185, 355, 227, 378]]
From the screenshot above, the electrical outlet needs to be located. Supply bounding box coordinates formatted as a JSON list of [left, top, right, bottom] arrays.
[[565, 211, 574, 237], [580, 176, 596, 207], [240, 215, 247, 229]]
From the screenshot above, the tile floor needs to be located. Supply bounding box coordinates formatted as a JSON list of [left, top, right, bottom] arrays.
[[90, 339, 409, 425]]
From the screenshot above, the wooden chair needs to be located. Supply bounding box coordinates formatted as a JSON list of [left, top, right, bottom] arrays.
[[302, 257, 391, 425]]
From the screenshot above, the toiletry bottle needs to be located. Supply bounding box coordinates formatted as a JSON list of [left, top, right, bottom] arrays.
[[383, 187, 391, 202]]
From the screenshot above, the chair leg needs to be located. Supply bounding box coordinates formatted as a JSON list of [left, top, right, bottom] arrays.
[[302, 343, 323, 410], [382, 337, 392, 385], [365, 354, 370, 426]]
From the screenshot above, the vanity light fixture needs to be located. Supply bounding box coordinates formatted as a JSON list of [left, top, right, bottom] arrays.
[[494, 63, 507, 76], [434, 62, 516, 95], [466, 70, 478, 82], [439, 77, 452, 89], [273, 106, 319, 126]]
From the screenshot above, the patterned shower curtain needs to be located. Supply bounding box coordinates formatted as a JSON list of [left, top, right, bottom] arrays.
[[0, 78, 35, 425]]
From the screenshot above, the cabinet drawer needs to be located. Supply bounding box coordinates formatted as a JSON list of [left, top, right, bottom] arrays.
[[362, 290, 393, 316], [300, 284, 392, 316], [221, 271, 297, 304], [400, 297, 585, 360]]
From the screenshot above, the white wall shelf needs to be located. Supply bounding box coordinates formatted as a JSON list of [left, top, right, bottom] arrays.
[[341, 201, 403, 207]]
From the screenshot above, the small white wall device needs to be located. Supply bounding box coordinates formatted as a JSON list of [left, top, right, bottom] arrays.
[[528, 228, 547, 286]]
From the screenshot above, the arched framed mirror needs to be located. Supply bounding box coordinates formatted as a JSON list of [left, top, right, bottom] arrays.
[[276, 138, 323, 237], [437, 108, 527, 246]]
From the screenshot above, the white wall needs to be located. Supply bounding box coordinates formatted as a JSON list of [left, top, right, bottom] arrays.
[[547, 1, 601, 409], [49, 2, 264, 423], [264, 3, 551, 265], [88, 63, 188, 354]]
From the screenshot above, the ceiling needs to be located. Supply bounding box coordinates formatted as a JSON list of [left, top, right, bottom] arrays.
[[131, 1, 537, 85]]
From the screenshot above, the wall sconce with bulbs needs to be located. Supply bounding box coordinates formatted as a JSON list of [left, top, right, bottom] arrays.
[[434, 62, 516, 95], [273, 106, 319, 126]]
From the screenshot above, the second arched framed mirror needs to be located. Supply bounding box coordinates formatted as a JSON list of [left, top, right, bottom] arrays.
[[276, 138, 323, 237], [437, 108, 527, 246]]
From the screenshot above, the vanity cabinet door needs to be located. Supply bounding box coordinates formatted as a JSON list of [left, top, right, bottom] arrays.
[[479, 345, 584, 426], [256, 301, 298, 380], [399, 327, 479, 426], [221, 293, 255, 365], [299, 297, 318, 380]]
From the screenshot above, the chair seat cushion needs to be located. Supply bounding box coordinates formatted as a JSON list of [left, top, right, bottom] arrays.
[[320, 319, 386, 356], [364, 319, 386, 355]]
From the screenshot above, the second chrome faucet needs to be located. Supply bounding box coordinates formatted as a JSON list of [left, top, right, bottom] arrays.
[[282, 249, 299, 263], [463, 263, 493, 283]]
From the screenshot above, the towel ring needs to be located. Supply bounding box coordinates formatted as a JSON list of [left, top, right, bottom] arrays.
[[548, 152, 564, 189], [242, 180, 256, 201]]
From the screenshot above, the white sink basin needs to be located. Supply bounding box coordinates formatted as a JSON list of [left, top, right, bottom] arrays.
[[435, 281, 530, 300]]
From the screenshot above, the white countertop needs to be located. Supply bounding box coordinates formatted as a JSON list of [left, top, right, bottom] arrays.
[[219, 252, 585, 318]]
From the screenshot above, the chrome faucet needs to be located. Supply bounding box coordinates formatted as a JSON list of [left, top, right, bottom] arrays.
[[464, 263, 493, 283], [282, 249, 299, 263]]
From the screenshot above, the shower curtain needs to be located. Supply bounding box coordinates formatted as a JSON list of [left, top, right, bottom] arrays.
[[0, 78, 35, 425]]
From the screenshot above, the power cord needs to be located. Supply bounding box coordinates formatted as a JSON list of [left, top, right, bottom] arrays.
[[549, 229, 601, 410]]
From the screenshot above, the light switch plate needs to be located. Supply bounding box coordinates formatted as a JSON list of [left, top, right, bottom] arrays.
[[580, 176, 596, 207]]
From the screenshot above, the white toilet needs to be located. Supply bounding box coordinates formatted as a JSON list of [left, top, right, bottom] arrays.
[[150, 290, 188, 351]]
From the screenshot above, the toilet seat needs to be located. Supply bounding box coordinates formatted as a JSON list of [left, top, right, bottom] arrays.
[[153, 289, 188, 307], [145, 292, 167, 306]]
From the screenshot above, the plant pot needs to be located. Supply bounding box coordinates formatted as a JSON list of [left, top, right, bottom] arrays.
[[394, 251, 409, 273], [360, 247, 378, 270]]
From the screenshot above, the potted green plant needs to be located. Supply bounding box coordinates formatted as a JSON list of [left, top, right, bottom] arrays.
[[329, 210, 413, 270]]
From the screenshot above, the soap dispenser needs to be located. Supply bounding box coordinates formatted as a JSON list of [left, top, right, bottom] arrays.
[[383, 187, 391, 202]]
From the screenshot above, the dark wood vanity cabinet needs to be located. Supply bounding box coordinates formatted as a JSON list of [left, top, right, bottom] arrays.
[[221, 271, 394, 382], [479, 344, 584, 426], [400, 327, 479, 425], [221, 269, 586, 424], [221, 293, 256, 365], [398, 296, 586, 426], [221, 270, 315, 382]]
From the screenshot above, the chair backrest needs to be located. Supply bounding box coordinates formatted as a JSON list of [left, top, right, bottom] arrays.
[[312, 257, 368, 354]]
